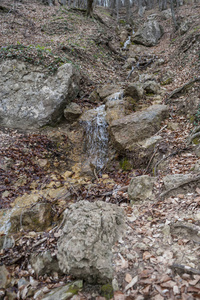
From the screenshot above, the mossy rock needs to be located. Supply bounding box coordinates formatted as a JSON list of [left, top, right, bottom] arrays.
[[119, 157, 132, 171], [161, 77, 172, 85], [192, 137, 200, 145], [101, 283, 114, 300]]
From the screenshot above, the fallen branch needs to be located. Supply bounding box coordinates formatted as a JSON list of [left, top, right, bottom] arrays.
[[165, 77, 200, 103], [154, 147, 191, 176], [170, 263, 200, 275], [160, 174, 200, 200]]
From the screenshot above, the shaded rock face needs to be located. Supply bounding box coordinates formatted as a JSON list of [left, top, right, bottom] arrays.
[[30, 251, 61, 277], [0, 60, 79, 129], [57, 200, 125, 284], [110, 104, 168, 152], [9, 202, 52, 233], [133, 21, 163, 47]]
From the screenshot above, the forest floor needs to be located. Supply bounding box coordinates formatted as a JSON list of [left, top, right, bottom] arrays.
[[0, 0, 200, 299]]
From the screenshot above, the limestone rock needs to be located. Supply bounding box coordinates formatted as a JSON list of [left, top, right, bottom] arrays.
[[161, 9, 172, 20], [128, 175, 156, 202], [41, 280, 83, 300], [133, 21, 164, 47], [143, 81, 161, 94], [97, 85, 121, 100], [163, 174, 194, 190], [9, 202, 52, 233], [123, 57, 136, 70], [30, 251, 61, 276], [105, 99, 126, 124], [124, 82, 144, 100], [57, 200, 125, 283], [120, 30, 129, 44], [64, 102, 82, 123], [0, 265, 10, 289], [0, 60, 79, 129], [110, 104, 169, 152]]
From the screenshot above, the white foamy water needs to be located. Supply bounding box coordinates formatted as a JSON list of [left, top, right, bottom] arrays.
[[123, 36, 131, 49]]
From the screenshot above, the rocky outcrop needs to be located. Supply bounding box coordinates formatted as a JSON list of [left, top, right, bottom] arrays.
[[132, 21, 164, 47], [57, 200, 125, 283], [30, 251, 61, 277], [128, 175, 156, 202], [124, 82, 144, 100], [64, 102, 82, 123], [110, 104, 168, 152], [0, 60, 80, 129]]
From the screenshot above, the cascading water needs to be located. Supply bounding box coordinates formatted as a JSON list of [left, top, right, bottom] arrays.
[[123, 29, 135, 50], [83, 105, 109, 171], [107, 91, 124, 101]]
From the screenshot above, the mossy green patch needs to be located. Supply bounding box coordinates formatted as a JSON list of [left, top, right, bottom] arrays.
[[119, 157, 132, 171], [101, 283, 114, 300], [161, 78, 172, 85]]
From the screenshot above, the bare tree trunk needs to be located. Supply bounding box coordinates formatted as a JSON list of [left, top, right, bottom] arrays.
[[87, 0, 94, 16], [125, 0, 130, 21], [170, 0, 178, 30]]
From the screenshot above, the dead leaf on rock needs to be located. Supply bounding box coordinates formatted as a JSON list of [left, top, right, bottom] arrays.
[[113, 291, 126, 300], [125, 273, 132, 283], [143, 251, 152, 260], [124, 275, 138, 292]]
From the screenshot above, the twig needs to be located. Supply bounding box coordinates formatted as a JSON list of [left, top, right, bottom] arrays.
[[165, 77, 200, 103], [170, 263, 200, 275], [154, 147, 191, 176], [33, 237, 47, 248], [160, 174, 200, 200], [187, 132, 200, 145]]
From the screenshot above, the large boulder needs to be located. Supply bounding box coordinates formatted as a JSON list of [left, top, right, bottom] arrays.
[[132, 21, 164, 47], [0, 60, 79, 129], [57, 200, 125, 283], [110, 104, 168, 152]]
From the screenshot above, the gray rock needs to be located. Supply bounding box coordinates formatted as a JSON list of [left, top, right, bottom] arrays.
[[143, 81, 160, 94], [0, 265, 10, 289], [30, 251, 61, 276], [9, 202, 52, 233], [128, 175, 156, 202], [64, 102, 82, 123], [97, 85, 121, 100], [0, 235, 14, 250], [105, 99, 126, 124], [161, 9, 172, 20], [110, 104, 168, 152], [163, 174, 194, 190], [41, 280, 83, 300], [0, 60, 79, 129], [133, 21, 164, 47], [57, 201, 125, 283], [180, 21, 190, 35], [124, 82, 144, 100]]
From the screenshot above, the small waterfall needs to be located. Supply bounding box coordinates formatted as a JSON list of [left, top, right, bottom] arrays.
[[123, 29, 135, 50], [83, 105, 109, 171], [123, 36, 131, 50]]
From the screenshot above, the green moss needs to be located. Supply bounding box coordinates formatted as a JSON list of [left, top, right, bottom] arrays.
[[0, 44, 73, 74], [101, 284, 114, 300], [192, 137, 200, 145], [161, 78, 172, 85], [119, 157, 132, 171], [119, 19, 126, 25]]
